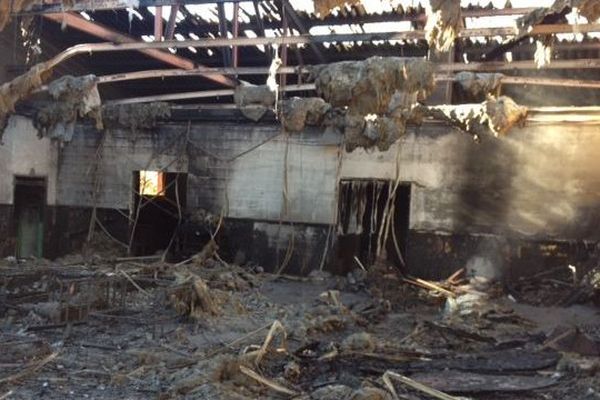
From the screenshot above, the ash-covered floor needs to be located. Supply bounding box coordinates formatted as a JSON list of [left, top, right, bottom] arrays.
[[1, 241, 599, 400]]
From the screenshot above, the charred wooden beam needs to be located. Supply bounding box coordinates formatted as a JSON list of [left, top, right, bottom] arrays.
[[280, 0, 326, 63], [165, 4, 180, 41], [217, 2, 231, 67]]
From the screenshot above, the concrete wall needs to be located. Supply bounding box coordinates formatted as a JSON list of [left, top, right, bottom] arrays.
[[0, 116, 59, 205], [341, 123, 600, 241], [57, 125, 188, 209], [2, 115, 600, 276]]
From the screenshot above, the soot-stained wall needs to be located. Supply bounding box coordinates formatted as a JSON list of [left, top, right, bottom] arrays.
[[1, 115, 600, 278]]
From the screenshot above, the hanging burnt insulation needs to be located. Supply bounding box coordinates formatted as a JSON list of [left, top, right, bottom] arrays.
[[102, 102, 171, 133], [0, 62, 53, 140], [519, 0, 600, 31], [312, 57, 435, 115], [414, 96, 528, 139], [34, 75, 103, 142], [578, 0, 600, 21], [234, 83, 277, 122], [455, 72, 504, 100], [0, 0, 43, 32], [280, 97, 331, 132], [344, 114, 407, 152], [425, 0, 463, 52], [313, 0, 362, 19]]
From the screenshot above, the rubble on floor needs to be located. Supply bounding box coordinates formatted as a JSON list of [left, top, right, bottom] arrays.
[[34, 75, 103, 142], [508, 264, 600, 307], [1, 249, 599, 399], [425, 0, 463, 52]]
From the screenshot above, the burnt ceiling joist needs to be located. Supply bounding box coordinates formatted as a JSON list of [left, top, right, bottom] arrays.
[[18, 0, 247, 15]]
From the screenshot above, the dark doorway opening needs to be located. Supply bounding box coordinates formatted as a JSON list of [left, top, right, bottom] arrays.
[[14, 176, 46, 258], [335, 179, 410, 273], [130, 171, 187, 256]]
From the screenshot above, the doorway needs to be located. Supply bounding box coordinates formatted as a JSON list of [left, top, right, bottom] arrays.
[[130, 171, 187, 256], [335, 179, 410, 272], [14, 177, 46, 258]]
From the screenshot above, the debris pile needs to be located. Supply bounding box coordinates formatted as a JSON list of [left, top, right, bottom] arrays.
[[509, 264, 600, 307], [425, 0, 463, 52], [2, 246, 598, 399], [34, 75, 103, 142]]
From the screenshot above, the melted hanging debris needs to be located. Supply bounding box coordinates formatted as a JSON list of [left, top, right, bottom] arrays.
[[234, 83, 276, 122], [103, 102, 171, 132], [344, 114, 406, 152], [485, 96, 529, 136], [455, 72, 504, 99], [281, 97, 331, 132], [34, 75, 103, 142], [313, 0, 362, 19], [312, 57, 433, 151], [579, 0, 600, 21], [0, 0, 42, 32], [516, 1, 566, 34], [312, 57, 435, 115], [416, 96, 528, 138], [518, 0, 600, 35], [516, 0, 599, 68], [0, 61, 53, 139], [425, 0, 463, 52]]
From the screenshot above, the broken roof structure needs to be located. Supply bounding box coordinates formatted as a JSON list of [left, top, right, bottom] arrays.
[[1, 0, 600, 399]]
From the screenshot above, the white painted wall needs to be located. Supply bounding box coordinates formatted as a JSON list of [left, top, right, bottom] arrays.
[[2, 117, 600, 241], [0, 116, 58, 205], [227, 132, 339, 224]]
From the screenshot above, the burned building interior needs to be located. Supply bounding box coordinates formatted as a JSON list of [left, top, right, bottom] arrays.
[[1, 0, 600, 398]]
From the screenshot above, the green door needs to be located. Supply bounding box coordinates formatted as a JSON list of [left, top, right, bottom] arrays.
[[16, 204, 43, 258]]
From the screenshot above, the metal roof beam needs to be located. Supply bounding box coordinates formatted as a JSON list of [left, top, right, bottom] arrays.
[[43, 12, 237, 87], [17, 2, 536, 17], [40, 23, 600, 53]]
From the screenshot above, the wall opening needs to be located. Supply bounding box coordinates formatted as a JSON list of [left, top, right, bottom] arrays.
[[14, 176, 46, 258], [335, 179, 410, 273], [130, 171, 187, 256]]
